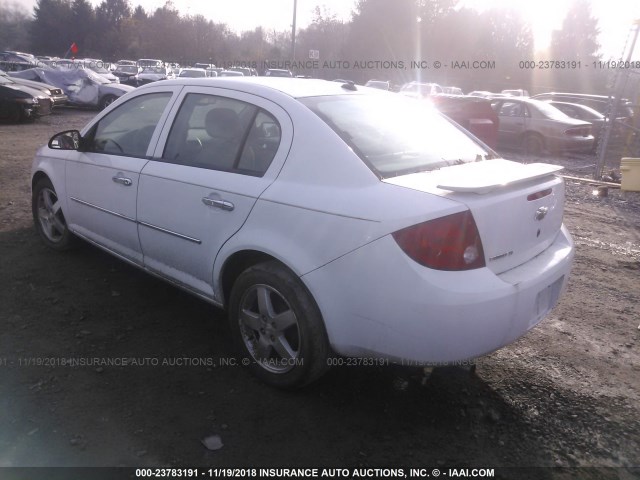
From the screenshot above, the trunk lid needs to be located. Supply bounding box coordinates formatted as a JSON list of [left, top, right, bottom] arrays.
[[384, 159, 565, 274]]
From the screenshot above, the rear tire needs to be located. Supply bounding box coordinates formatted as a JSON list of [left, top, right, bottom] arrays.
[[100, 94, 117, 110], [228, 261, 330, 389], [523, 133, 544, 156]]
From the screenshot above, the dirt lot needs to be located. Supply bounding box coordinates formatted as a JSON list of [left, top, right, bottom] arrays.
[[1, 109, 639, 478]]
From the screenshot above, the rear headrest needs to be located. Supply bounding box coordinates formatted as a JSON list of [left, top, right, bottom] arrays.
[[205, 108, 241, 139]]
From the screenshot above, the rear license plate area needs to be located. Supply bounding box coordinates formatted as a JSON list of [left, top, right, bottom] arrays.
[[532, 275, 564, 327]]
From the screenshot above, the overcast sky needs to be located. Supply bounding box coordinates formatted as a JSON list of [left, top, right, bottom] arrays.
[[9, 0, 640, 59]]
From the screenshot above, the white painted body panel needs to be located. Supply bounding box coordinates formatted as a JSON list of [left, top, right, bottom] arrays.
[[31, 77, 575, 365], [303, 225, 573, 362], [384, 160, 566, 274], [138, 163, 267, 297], [65, 152, 147, 264]]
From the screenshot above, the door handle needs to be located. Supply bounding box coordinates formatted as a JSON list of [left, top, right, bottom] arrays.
[[112, 175, 132, 186], [202, 197, 234, 211]]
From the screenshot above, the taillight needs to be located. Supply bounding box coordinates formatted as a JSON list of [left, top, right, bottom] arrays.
[[564, 126, 591, 137], [527, 188, 552, 201], [392, 210, 485, 271]]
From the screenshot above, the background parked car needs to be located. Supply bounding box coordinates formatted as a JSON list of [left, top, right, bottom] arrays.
[[365, 79, 391, 90], [116, 59, 137, 67], [193, 62, 215, 70], [0, 75, 44, 122], [265, 68, 293, 78], [468, 90, 495, 98], [0, 50, 38, 71], [400, 81, 443, 99], [169, 63, 181, 76], [2, 69, 67, 108], [219, 70, 244, 77], [490, 97, 594, 155], [137, 66, 173, 85], [0, 51, 36, 72], [50, 59, 80, 70], [228, 67, 256, 76], [442, 86, 463, 95], [1, 50, 37, 62], [431, 94, 499, 149], [112, 65, 140, 87], [501, 89, 529, 97], [81, 59, 120, 83], [137, 58, 164, 69], [531, 92, 634, 123], [11, 67, 134, 109], [544, 101, 609, 150], [178, 68, 208, 78]]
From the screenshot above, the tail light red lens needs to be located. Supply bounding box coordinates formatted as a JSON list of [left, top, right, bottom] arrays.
[[564, 126, 591, 137], [527, 188, 553, 201], [392, 210, 485, 271]]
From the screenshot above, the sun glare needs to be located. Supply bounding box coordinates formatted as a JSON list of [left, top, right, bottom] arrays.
[[460, 0, 640, 59], [459, 0, 570, 53]]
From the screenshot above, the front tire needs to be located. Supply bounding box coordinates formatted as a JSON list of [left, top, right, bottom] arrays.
[[228, 261, 330, 389], [32, 178, 76, 250], [7, 104, 23, 123], [100, 94, 117, 110]]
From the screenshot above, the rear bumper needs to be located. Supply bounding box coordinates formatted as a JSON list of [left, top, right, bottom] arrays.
[[547, 135, 594, 153], [303, 225, 574, 364]]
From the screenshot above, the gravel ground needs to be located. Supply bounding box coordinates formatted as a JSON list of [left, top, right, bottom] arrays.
[[0, 110, 639, 479]]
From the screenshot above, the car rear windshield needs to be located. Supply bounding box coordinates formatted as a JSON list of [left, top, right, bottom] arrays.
[[118, 66, 138, 74], [533, 100, 571, 120], [300, 94, 495, 179]]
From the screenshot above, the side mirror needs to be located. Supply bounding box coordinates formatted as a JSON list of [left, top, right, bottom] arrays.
[[49, 130, 81, 150]]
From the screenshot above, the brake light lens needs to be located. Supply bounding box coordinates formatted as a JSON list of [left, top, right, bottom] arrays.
[[527, 188, 552, 201], [392, 211, 485, 271], [564, 126, 591, 137]]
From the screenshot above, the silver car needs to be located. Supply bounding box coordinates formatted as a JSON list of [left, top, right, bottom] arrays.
[[11, 67, 133, 109], [490, 97, 594, 155]]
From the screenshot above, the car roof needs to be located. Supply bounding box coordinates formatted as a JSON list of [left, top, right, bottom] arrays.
[[491, 96, 536, 104], [532, 92, 629, 102], [142, 77, 371, 99], [404, 81, 439, 86], [547, 101, 604, 115], [2, 72, 57, 90]]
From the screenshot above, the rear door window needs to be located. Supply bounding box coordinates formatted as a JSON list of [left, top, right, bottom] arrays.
[[162, 93, 281, 176]]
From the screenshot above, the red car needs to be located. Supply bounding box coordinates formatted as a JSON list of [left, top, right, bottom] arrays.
[[431, 94, 499, 149]]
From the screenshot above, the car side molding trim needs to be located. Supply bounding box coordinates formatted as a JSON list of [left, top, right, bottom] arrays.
[[70, 196, 202, 245], [70, 197, 136, 223], [138, 221, 202, 244]]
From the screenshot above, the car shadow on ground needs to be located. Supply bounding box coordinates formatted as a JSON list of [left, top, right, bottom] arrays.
[[0, 227, 619, 478]]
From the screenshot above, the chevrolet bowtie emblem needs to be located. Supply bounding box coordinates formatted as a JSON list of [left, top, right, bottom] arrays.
[[535, 206, 549, 221]]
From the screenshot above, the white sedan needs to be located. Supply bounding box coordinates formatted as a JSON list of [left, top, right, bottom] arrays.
[[31, 78, 574, 388]]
